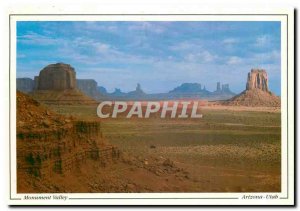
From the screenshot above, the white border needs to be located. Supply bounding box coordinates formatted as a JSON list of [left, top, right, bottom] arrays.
[[8, 10, 294, 206]]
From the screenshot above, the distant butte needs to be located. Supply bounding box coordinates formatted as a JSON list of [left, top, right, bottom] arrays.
[[30, 63, 98, 105], [225, 69, 280, 107], [35, 63, 77, 90], [246, 69, 269, 92]]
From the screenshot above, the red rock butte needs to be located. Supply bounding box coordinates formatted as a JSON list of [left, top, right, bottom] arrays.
[[31, 63, 97, 105], [34, 63, 77, 90], [246, 69, 269, 92], [225, 68, 280, 107]]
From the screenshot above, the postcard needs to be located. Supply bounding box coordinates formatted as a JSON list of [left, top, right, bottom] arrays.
[[8, 8, 294, 205]]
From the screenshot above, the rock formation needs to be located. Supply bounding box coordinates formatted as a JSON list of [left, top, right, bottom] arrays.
[[97, 86, 107, 94], [17, 91, 119, 180], [17, 62, 238, 102], [246, 69, 269, 92], [216, 82, 221, 92], [226, 69, 280, 107], [222, 84, 230, 92], [126, 83, 147, 99], [35, 63, 76, 90], [169, 83, 203, 93], [111, 88, 126, 97], [77, 79, 98, 98], [34, 76, 39, 90], [210, 82, 235, 100], [214, 82, 232, 93], [136, 83, 143, 93], [17, 78, 34, 93], [131, 83, 145, 94], [99, 82, 235, 101], [28, 63, 99, 105]]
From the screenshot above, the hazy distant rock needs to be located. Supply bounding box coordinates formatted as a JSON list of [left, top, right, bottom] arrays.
[[97, 81, 236, 101], [136, 83, 143, 93], [77, 79, 98, 98], [222, 84, 230, 92], [216, 82, 221, 92], [33, 76, 39, 90], [213, 82, 235, 96], [77, 80, 108, 99], [36, 63, 76, 90], [127, 83, 146, 98], [169, 83, 203, 93], [163, 82, 235, 100], [97, 86, 107, 94], [111, 88, 127, 97], [17, 78, 34, 93]]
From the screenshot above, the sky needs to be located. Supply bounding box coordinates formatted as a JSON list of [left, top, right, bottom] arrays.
[[17, 21, 281, 95]]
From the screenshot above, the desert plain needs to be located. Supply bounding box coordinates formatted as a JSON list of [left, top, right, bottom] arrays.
[[33, 103, 280, 193]]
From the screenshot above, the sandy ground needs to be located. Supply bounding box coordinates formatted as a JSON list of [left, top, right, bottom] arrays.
[[203, 104, 281, 113]]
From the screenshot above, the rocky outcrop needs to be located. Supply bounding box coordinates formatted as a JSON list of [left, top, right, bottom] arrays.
[[135, 83, 143, 93], [17, 78, 34, 93], [30, 63, 98, 105], [97, 86, 107, 94], [246, 69, 269, 92], [211, 82, 235, 100], [34, 76, 39, 90], [36, 63, 76, 90], [77, 79, 98, 98], [97, 82, 235, 101], [127, 83, 146, 99], [214, 82, 233, 93], [111, 88, 126, 97], [225, 69, 280, 107], [216, 82, 221, 92], [30, 89, 98, 105], [169, 83, 203, 93], [17, 91, 119, 179], [222, 84, 230, 92], [226, 89, 280, 107]]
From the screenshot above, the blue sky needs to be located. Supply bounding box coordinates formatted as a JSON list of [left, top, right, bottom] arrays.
[[17, 21, 281, 95]]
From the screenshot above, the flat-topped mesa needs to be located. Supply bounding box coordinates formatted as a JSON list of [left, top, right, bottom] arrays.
[[77, 79, 98, 97], [216, 82, 221, 92], [225, 68, 280, 107], [17, 78, 34, 93], [246, 69, 269, 92], [222, 84, 230, 92], [35, 63, 76, 90]]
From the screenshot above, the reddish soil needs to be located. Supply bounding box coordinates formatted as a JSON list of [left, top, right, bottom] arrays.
[[224, 89, 280, 107]]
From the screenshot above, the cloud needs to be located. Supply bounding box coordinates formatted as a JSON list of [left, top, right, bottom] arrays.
[[57, 37, 156, 66], [71, 22, 120, 34], [72, 37, 111, 54], [255, 35, 272, 47], [227, 56, 243, 65], [18, 32, 59, 45], [169, 40, 202, 51], [17, 32, 154, 66], [222, 38, 239, 45], [128, 22, 167, 34], [17, 54, 26, 58], [252, 50, 280, 62], [225, 50, 280, 66], [169, 40, 219, 63], [185, 51, 217, 63]]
